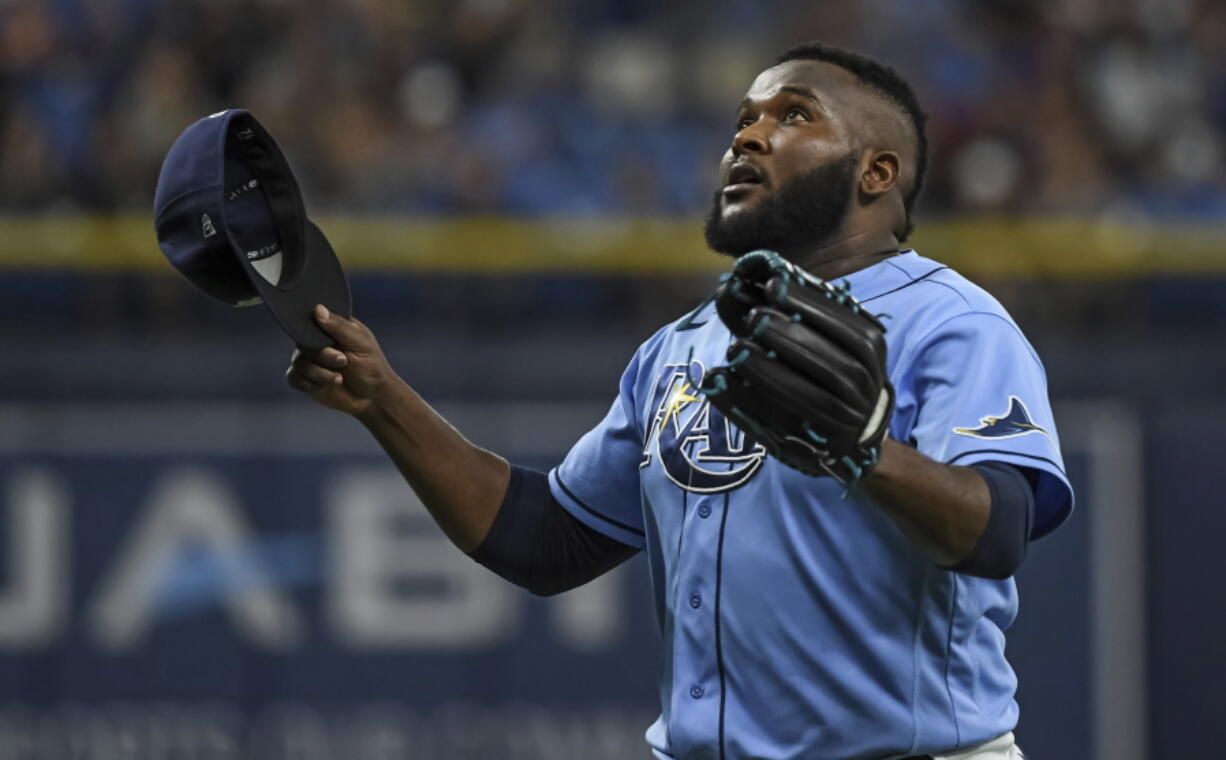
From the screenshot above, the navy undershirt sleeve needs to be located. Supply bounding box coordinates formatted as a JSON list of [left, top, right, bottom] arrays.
[[477, 463, 1030, 587], [468, 465, 640, 596], [946, 461, 1035, 580]]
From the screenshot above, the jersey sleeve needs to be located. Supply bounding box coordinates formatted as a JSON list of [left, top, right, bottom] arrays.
[[547, 349, 648, 549], [898, 312, 1073, 539]]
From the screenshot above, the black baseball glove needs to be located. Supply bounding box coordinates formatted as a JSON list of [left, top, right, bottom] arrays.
[[697, 250, 894, 489]]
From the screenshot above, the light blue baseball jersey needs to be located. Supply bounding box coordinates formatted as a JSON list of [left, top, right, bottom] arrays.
[[547, 250, 1073, 760]]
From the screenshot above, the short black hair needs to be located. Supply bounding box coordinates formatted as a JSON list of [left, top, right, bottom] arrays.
[[775, 42, 928, 241]]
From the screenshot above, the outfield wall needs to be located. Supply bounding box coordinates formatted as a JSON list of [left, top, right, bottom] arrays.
[[1, 218, 1223, 758]]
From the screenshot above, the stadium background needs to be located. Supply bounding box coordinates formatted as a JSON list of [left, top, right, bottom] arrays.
[[1, 0, 1223, 758]]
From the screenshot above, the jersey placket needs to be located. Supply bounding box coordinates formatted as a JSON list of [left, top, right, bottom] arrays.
[[666, 488, 728, 756]]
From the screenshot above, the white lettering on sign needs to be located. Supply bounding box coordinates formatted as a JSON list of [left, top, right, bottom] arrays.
[[327, 468, 518, 649], [0, 463, 627, 653], [0, 470, 67, 648], [88, 469, 302, 651], [0, 702, 652, 760], [551, 570, 622, 651]]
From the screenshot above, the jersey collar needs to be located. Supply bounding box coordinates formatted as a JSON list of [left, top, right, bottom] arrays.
[[834, 249, 919, 303]]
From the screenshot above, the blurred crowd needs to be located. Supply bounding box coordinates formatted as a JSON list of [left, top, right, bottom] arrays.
[[2, 0, 1225, 219]]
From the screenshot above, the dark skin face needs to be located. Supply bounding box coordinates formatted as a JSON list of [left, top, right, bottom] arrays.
[[713, 60, 914, 279]]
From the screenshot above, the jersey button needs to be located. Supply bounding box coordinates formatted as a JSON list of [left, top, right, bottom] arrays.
[[697, 504, 712, 518], [690, 685, 705, 699], [689, 593, 702, 609]]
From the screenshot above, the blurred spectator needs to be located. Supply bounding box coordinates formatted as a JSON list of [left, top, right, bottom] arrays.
[[0, 0, 1224, 218]]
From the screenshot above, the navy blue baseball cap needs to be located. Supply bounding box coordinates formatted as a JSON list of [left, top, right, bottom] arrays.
[[153, 109, 351, 349]]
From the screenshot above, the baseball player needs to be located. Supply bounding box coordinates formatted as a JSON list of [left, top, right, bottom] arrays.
[[287, 42, 1072, 760]]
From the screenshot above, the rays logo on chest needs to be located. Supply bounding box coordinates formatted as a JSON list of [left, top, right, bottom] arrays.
[[640, 360, 766, 494]]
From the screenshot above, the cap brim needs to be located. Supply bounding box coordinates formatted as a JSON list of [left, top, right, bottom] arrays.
[[244, 219, 352, 349]]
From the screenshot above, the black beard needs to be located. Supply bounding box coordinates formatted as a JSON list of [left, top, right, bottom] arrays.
[[704, 153, 858, 258]]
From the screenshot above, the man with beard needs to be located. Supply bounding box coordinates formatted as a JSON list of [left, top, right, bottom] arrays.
[[287, 43, 1070, 760]]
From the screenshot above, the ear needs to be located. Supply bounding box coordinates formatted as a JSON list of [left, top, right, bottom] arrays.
[[860, 150, 901, 197]]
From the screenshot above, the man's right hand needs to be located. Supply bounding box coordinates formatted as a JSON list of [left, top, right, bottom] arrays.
[[287, 305, 509, 551], [286, 305, 396, 418]]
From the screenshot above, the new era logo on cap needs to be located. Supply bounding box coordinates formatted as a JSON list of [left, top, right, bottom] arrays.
[[201, 213, 217, 239]]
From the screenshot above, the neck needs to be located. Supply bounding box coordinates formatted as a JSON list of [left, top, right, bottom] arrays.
[[786, 228, 901, 280]]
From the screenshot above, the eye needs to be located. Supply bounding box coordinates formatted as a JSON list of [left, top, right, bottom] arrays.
[[784, 106, 809, 122], [735, 116, 754, 131]]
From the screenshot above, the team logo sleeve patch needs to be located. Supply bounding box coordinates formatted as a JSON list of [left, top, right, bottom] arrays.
[[898, 310, 1073, 537], [952, 396, 1049, 439]]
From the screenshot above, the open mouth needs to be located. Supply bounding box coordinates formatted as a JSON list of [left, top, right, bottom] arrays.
[[724, 162, 765, 195]]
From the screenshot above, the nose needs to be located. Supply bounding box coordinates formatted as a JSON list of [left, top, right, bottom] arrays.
[[732, 121, 770, 156]]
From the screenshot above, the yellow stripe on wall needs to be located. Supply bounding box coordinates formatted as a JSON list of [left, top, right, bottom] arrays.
[[0, 215, 1222, 277]]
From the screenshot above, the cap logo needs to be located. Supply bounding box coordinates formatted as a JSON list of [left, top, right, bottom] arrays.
[[228, 178, 259, 201], [245, 242, 281, 262], [201, 213, 217, 239], [237, 127, 255, 141]]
